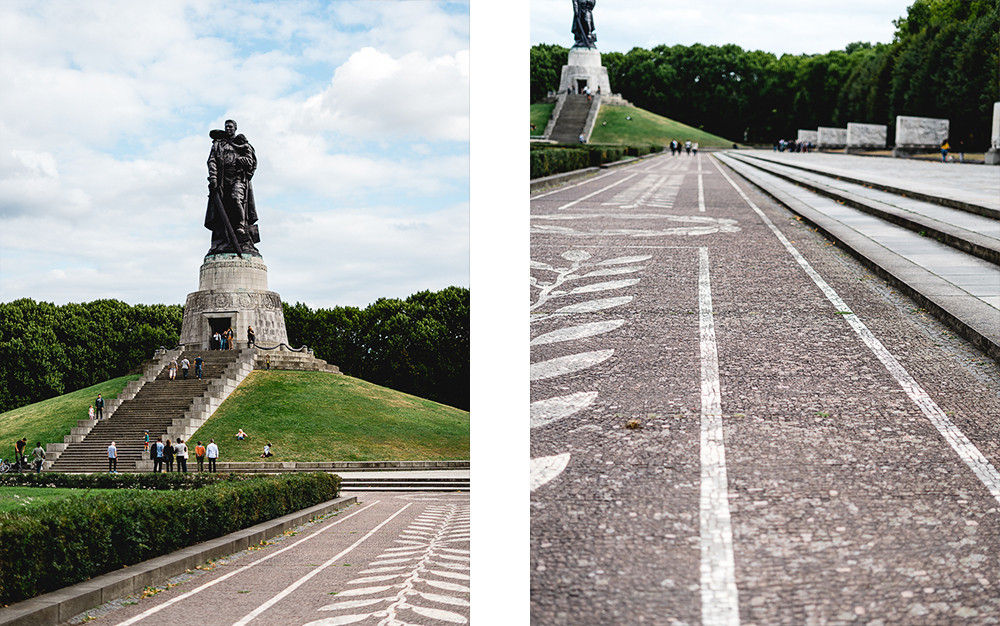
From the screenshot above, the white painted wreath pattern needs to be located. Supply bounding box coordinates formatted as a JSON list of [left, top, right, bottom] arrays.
[[530, 249, 650, 491], [303, 504, 470, 625]]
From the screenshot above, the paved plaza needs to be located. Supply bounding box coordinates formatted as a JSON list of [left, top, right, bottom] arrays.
[[530, 151, 1000, 625], [64, 492, 470, 626]]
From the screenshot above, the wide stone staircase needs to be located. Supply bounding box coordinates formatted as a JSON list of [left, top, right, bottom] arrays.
[[49, 350, 249, 473], [548, 93, 595, 143]]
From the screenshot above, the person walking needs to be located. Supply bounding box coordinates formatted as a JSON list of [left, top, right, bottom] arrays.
[[108, 441, 118, 473], [194, 355, 204, 380], [685, 140, 692, 155], [181, 357, 190, 379], [941, 139, 950, 162], [207, 439, 219, 473], [95, 394, 105, 419], [32, 442, 45, 473], [153, 437, 164, 473], [169, 357, 178, 380], [175, 438, 188, 473], [195, 441, 206, 472], [164, 438, 175, 472]]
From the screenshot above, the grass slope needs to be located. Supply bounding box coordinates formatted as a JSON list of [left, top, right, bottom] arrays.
[[0, 375, 140, 458], [531, 103, 555, 133], [589, 106, 733, 147], [0, 486, 119, 513], [188, 370, 469, 463]]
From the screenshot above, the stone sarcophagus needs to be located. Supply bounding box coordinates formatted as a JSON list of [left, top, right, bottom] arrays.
[[845, 123, 887, 152], [817, 127, 847, 149], [987, 102, 1000, 165], [893, 115, 949, 156], [797, 130, 818, 144]]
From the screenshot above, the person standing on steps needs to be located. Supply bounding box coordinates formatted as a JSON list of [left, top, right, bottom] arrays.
[[195, 441, 206, 472], [247, 326, 256, 348], [175, 438, 188, 473], [95, 394, 104, 420], [32, 442, 45, 473], [108, 441, 117, 473], [153, 436, 164, 473], [164, 438, 175, 472], [226, 327, 235, 350], [194, 355, 204, 380], [207, 439, 219, 473], [89, 405, 95, 421], [181, 356, 190, 379], [169, 357, 178, 380], [143, 430, 150, 452]]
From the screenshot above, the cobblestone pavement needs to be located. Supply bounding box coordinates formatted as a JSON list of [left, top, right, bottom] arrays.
[[530, 152, 1000, 625], [67, 492, 470, 626]]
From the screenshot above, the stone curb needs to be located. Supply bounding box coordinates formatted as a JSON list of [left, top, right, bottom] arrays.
[[0, 496, 358, 626], [734, 151, 1000, 220], [716, 153, 1000, 363], [725, 152, 1000, 266]]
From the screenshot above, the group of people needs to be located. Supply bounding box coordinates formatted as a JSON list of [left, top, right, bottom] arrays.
[[774, 139, 813, 153], [148, 435, 219, 472], [10, 437, 45, 473], [668, 140, 698, 155], [87, 394, 106, 421], [168, 355, 204, 380], [211, 325, 256, 350], [235, 428, 273, 458]]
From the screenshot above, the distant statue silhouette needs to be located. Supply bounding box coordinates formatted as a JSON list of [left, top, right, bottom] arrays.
[[572, 0, 596, 48]]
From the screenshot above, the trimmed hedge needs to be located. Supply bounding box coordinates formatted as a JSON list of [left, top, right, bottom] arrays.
[[0, 472, 224, 490], [0, 473, 340, 605], [530, 144, 663, 179]]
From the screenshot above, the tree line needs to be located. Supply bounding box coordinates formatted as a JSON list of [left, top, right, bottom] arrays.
[[1, 286, 470, 412], [531, 0, 998, 149], [283, 286, 470, 411]]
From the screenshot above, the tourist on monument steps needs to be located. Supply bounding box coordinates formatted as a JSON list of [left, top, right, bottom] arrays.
[[15, 437, 27, 468], [181, 357, 190, 379], [32, 442, 45, 473], [143, 430, 150, 452], [207, 439, 219, 473], [95, 394, 104, 419], [153, 437, 164, 472], [226, 327, 235, 349], [169, 357, 178, 380], [108, 441, 117, 473], [195, 441, 206, 472], [247, 326, 256, 347], [195, 355, 203, 379], [88, 405, 95, 420], [164, 438, 175, 472], [175, 438, 188, 473]]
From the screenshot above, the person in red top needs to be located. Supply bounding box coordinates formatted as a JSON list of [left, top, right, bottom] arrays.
[[195, 441, 207, 472]]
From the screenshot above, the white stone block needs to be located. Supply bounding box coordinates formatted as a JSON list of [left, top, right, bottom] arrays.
[[991, 102, 1000, 151], [846, 123, 886, 148], [817, 127, 847, 148], [796, 130, 818, 144], [895, 115, 949, 147]]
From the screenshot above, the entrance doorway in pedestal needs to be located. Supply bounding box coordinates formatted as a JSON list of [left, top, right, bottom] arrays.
[[207, 315, 233, 349], [577, 78, 588, 93]]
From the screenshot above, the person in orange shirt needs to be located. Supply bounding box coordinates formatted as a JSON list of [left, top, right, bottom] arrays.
[[195, 440, 207, 472]]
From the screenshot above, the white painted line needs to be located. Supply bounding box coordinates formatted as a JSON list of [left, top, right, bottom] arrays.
[[555, 173, 639, 210], [531, 391, 599, 429], [230, 504, 413, 626], [115, 501, 383, 626], [531, 169, 620, 200], [530, 453, 571, 491], [714, 154, 1000, 506], [697, 247, 741, 626], [530, 349, 614, 381], [698, 174, 706, 212]]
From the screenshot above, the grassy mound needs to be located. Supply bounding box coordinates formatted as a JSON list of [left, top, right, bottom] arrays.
[[531, 102, 555, 134], [188, 370, 469, 463], [589, 106, 733, 147], [0, 375, 140, 459]]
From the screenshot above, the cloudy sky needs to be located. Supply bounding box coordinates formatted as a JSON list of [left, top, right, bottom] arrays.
[[0, 0, 469, 309], [531, 0, 915, 56]]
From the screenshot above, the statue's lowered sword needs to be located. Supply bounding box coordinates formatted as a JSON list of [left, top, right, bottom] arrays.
[[210, 186, 243, 259]]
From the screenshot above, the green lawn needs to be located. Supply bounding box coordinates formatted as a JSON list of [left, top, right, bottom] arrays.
[[0, 375, 140, 460], [189, 370, 470, 462], [588, 105, 734, 147], [0, 486, 120, 513], [531, 103, 555, 134]]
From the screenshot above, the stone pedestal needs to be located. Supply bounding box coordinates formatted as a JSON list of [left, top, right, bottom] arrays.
[[558, 47, 612, 95], [986, 102, 1000, 166], [817, 127, 847, 149], [179, 254, 288, 349], [893, 115, 949, 157], [845, 122, 887, 153]]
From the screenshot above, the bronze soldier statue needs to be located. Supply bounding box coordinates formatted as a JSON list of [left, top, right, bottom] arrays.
[[572, 0, 596, 48], [205, 119, 260, 256]]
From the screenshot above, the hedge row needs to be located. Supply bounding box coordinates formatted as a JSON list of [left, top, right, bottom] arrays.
[[530, 144, 664, 179], [0, 471, 225, 490], [0, 473, 340, 605]]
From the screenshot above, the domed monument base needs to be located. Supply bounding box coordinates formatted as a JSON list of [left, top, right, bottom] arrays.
[[179, 254, 288, 349], [558, 47, 611, 95]]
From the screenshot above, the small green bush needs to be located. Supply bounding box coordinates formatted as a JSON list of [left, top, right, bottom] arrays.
[[530, 147, 590, 179], [0, 473, 340, 605]]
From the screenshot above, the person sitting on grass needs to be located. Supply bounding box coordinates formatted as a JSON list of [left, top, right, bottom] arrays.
[[261, 443, 273, 458], [236, 428, 248, 440]]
